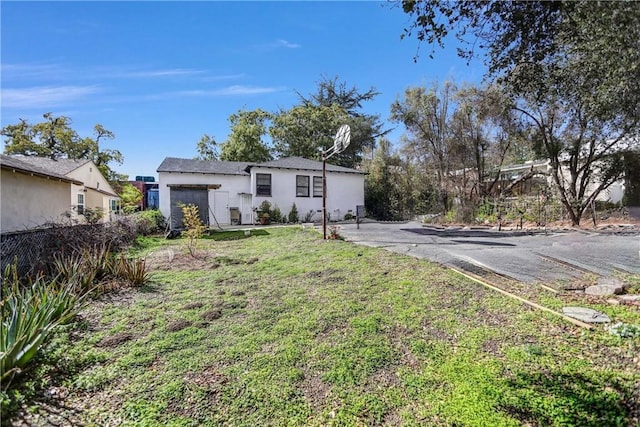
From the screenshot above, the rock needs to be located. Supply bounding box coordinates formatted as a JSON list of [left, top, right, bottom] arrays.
[[584, 284, 625, 296], [597, 276, 626, 288], [620, 295, 640, 302], [562, 306, 611, 323], [607, 298, 621, 305]]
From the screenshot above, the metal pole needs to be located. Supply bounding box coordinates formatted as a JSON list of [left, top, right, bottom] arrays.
[[322, 156, 327, 239]]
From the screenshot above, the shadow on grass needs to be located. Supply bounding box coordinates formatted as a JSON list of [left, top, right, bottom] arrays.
[[498, 370, 635, 426], [205, 229, 270, 241]]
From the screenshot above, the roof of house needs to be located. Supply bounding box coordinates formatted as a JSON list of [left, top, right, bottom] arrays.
[[157, 156, 365, 175], [8, 155, 90, 175], [157, 157, 252, 175], [251, 157, 364, 174], [0, 154, 82, 184]]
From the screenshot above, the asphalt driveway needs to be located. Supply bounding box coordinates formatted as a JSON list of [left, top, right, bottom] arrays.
[[336, 221, 640, 284]]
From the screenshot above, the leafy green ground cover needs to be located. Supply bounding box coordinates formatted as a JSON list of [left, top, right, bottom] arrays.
[[4, 227, 639, 426]]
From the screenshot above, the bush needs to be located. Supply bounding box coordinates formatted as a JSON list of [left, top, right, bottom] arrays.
[[180, 204, 206, 257], [344, 212, 354, 221], [133, 210, 165, 235], [288, 203, 299, 223], [271, 205, 283, 224], [303, 210, 315, 223], [1, 266, 87, 387]]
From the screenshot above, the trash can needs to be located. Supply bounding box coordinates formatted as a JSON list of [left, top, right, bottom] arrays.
[[230, 207, 241, 225]]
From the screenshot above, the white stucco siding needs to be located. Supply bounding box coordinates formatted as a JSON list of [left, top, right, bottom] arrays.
[[250, 167, 364, 222], [1, 171, 71, 232], [326, 172, 365, 220], [159, 172, 251, 225]]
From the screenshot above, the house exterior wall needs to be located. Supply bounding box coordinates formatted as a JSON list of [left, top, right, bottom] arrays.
[[159, 167, 365, 226], [0, 171, 71, 232], [250, 167, 364, 222], [66, 162, 119, 222], [159, 172, 252, 226]]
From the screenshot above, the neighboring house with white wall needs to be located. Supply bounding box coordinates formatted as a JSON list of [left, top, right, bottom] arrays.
[[496, 160, 626, 204], [3, 155, 121, 225], [1, 154, 82, 232], [157, 156, 365, 228]]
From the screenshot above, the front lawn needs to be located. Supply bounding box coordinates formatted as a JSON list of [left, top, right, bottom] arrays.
[[5, 227, 639, 426]]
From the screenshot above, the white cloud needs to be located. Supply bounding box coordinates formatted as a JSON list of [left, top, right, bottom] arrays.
[[177, 85, 283, 97], [110, 68, 207, 78], [1, 85, 101, 109], [276, 39, 301, 49], [253, 39, 302, 52], [1, 63, 68, 80]]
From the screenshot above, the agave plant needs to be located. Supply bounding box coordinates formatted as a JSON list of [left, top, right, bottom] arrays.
[[52, 252, 97, 294], [1, 266, 87, 387], [114, 255, 149, 286]]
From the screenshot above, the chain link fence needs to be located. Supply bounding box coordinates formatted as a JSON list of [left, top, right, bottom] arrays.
[[1, 220, 138, 279]]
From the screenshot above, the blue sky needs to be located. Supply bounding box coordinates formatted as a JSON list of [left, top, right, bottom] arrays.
[[1, 1, 485, 179]]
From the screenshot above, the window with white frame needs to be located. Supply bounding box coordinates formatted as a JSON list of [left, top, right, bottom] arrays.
[[77, 193, 85, 215], [256, 173, 272, 196], [296, 175, 309, 197], [110, 199, 119, 212], [313, 176, 323, 197]]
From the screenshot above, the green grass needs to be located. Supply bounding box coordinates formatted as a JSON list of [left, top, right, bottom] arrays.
[[4, 227, 639, 426]]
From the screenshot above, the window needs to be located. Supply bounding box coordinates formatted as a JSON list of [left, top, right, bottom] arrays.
[[313, 176, 323, 197], [296, 175, 309, 197], [77, 193, 85, 215], [110, 199, 119, 212], [256, 173, 271, 196]]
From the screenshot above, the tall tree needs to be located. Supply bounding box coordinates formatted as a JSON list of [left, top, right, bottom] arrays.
[[449, 85, 525, 202], [271, 76, 388, 168], [401, 0, 640, 225], [364, 138, 398, 220], [219, 109, 272, 162], [390, 82, 456, 212], [2, 113, 125, 183], [195, 134, 218, 160], [270, 104, 350, 162]]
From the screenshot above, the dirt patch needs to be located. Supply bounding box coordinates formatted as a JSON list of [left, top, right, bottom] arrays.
[[300, 372, 331, 410], [183, 366, 228, 391], [202, 309, 222, 321], [98, 332, 134, 347], [166, 319, 192, 332], [183, 302, 204, 310], [145, 249, 221, 271], [145, 249, 260, 271]]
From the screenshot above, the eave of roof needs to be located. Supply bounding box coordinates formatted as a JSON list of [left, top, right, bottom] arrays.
[[1, 155, 82, 184]]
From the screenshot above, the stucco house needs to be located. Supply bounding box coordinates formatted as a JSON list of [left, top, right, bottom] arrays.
[[1, 155, 121, 229], [1, 154, 82, 232], [157, 156, 365, 228]]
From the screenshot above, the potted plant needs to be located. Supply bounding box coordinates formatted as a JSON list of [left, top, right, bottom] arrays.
[[260, 212, 270, 225], [258, 200, 272, 225]]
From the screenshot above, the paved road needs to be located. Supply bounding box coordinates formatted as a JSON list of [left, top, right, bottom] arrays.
[[336, 221, 640, 284]]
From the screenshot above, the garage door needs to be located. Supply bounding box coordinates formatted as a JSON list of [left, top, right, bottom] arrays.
[[170, 187, 209, 229]]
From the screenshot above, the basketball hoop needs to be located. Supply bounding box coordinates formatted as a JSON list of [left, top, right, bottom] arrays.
[[322, 124, 351, 239]]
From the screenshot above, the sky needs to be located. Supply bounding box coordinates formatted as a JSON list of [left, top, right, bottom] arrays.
[[1, 1, 486, 180]]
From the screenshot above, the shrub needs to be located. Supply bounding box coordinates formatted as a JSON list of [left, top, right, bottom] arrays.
[[344, 212, 354, 221], [82, 207, 104, 224], [133, 210, 165, 235], [271, 205, 282, 224], [1, 266, 87, 387], [328, 225, 341, 239], [302, 210, 315, 223], [113, 255, 149, 286], [288, 203, 299, 223], [180, 204, 207, 257]]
